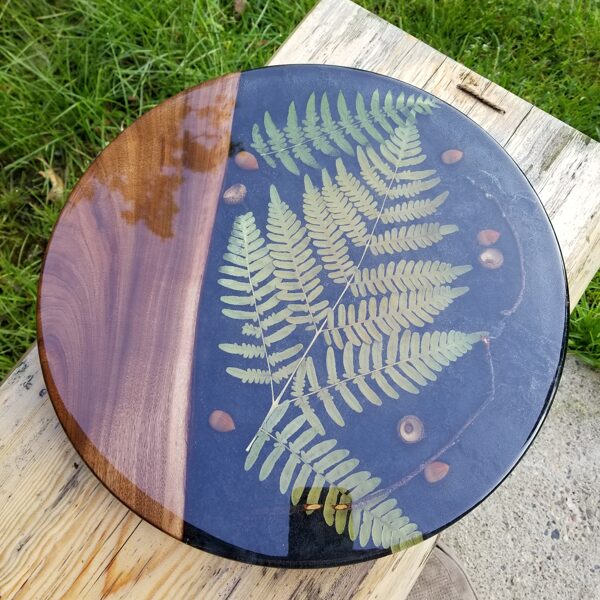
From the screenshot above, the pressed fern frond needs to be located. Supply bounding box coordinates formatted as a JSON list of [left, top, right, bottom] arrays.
[[320, 169, 369, 247], [351, 260, 473, 297], [290, 359, 326, 435], [303, 174, 355, 284], [334, 158, 380, 220], [335, 159, 448, 225], [267, 185, 330, 330], [367, 223, 459, 256], [324, 330, 486, 404], [218, 213, 303, 388], [284, 102, 320, 169], [357, 146, 440, 200], [251, 89, 439, 174], [246, 413, 422, 552], [323, 286, 470, 349]]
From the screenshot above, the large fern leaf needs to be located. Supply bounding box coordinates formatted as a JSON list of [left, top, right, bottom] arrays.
[[218, 213, 304, 387], [323, 286, 470, 349], [325, 330, 486, 403], [246, 409, 422, 552], [335, 158, 448, 224], [303, 175, 356, 284], [251, 89, 439, 174], [350, 260, 472, 297], [267, 185, 330, 330], [367, 223, 458, 256]]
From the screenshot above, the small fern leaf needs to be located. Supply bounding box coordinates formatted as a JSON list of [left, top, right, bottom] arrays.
[[337, 91, 370, 145], [303, 175, 355, 284], [369, 89, 395, 134], [226, 367, 271, 384], [303, 92, 339, 157], [355, 92, 384, 142], [291, 463, 312, 505], [321, 93, 354, 155], [305, 356, 346, 427], [251, 124, 276, 167], [244, 431, 269, 471], [320, 169, 369, 247], [279, 453, 302, 494], [284, 101, 320, 168], [264, 401, 290, 432], [335, 158, 380, 220], [357, 146, 441, 199], [325, 330, 485, 403], [383, 90, 405, 127], [351, 260, 472, 297], [324, 286, 469, 349], [368, 223, 459, 256], [267, 344, 303, 366], [267, 186, 330, 328], [219, 342, 265, 359], [264, 111, 299, 174], [259, 443, 285, 481], [380, 191, 448, 224]]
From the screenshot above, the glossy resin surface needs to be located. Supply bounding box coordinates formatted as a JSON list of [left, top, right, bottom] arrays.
[[38, 65, 568, 568]]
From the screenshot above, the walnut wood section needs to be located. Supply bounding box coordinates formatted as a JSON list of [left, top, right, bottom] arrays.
[[2, 0, 599, 597], [37, 73, 240, 539]]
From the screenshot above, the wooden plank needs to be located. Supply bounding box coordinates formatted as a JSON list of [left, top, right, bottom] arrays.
[[0, 346, 436, 599], [1, 0, 598, 597]]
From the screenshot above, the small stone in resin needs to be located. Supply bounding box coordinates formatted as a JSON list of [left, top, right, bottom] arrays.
[[234, 150, 259, 170], [397, 415, 425, 444], [441, 149, 464, 164], [424, 461, 450, 483], [209, 409, 236, 432], [223, 183, 247, 204], [477, 229, 501, 246], [479, 247, 504, 269]]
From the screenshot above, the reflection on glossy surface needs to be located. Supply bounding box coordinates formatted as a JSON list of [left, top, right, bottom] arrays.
[[38, 73, 240, 538], [39, 66, 567, 568]]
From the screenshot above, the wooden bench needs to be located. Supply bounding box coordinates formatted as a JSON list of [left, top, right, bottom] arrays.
[[1, 0, 598, 597]]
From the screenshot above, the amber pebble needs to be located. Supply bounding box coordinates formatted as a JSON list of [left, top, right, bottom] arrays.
[[209, 409, 235, 432], [424, 461, 450, 483], [479, 247, 504, 269], [223, 183, 247, 204], [441, 149, 464, 164], [234, 150, 259, 170], [477, 229, 501, 246], [397, 415, 424, 444]]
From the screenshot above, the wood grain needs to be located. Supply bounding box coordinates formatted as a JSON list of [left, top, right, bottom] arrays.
[[1, 0, 599, 597], [37, 73, 240, 538]]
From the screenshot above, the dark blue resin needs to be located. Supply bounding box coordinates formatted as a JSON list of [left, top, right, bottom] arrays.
[[184, 65, 567, 567]]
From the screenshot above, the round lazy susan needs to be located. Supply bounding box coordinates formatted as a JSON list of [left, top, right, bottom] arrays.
[[38, 65, 568, 568]]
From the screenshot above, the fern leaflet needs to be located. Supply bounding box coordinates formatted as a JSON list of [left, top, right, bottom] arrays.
[[251, 89, 439, 173], [246, 408, 423, 552], [218, 213, 303, 388]]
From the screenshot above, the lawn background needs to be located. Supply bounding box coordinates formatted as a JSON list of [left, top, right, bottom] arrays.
[[1, 0, 598, 377]]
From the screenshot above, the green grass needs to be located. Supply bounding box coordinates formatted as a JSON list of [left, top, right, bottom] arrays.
[[1, 0, 598, 377]]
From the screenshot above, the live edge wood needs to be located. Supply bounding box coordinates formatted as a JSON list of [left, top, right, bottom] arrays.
[[38, 73, 240, 539], [1, 0, 599, 597]]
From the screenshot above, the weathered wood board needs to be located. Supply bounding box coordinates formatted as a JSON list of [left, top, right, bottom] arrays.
[[1, 0, 598, 597]]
